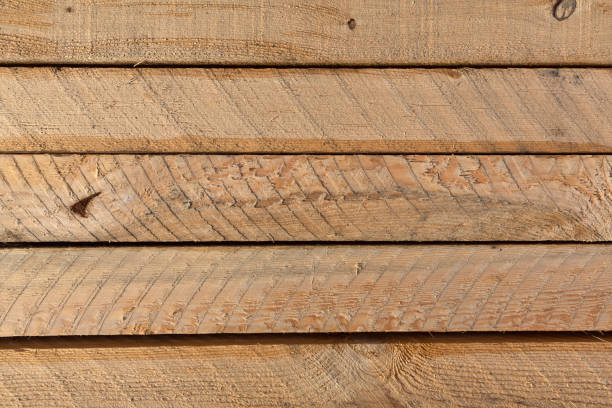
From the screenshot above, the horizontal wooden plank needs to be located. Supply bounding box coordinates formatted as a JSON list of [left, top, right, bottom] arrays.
[[0, 245, 609, 336], [1, 68, 611, 154], [1, 154, 611, 242], [0, 334, 609, 407], [0, 0, 610, 65]]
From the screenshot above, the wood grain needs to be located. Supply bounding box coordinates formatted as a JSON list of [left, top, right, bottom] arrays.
[[0, 245, 609, 336], [1, 154, 611, 242], [1, 67, 611, 154], [0, 0, 610, 65], [0, 333, 609, 407]]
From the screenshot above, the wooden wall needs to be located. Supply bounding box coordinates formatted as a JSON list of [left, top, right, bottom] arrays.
[[0, 0, 610, 406]]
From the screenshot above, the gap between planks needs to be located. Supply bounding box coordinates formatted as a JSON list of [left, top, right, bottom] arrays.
[[2, 64, 612, 69], [0, 333, 609, 407], [6, 152, 612, 156], [3, 241, 612, 248]]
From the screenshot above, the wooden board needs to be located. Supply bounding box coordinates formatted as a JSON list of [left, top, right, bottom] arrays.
[[1, 67, 611, 154], [0, 245, 609, 336], [0, 333, 609, 407], [0, 0, 610, 66], [1, 154, 611, 242]]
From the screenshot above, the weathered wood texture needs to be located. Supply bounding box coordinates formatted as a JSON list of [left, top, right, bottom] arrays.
[[0, 334, 609, 407], [0, 245, 609, 336], [1, 154, 611, 242], [1, 67, 611, 154], [0, 0, 610, 65]]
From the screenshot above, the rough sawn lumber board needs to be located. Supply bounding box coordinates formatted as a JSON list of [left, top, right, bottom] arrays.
[[0, 68, 610, 153], [0, 334, 609, 407], [0, 0, 610, 65], [0, 154, 611, 242], [0, 245, 609, 336]]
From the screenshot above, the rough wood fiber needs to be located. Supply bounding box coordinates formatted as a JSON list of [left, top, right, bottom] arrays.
[[0, 245, 609, 336], [1, 67, 611, 154], [1, 154, 611, 242], [0, 0, 610, 65], [0, 334, 609, 407]]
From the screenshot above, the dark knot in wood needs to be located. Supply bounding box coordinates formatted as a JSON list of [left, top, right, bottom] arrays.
[[553, 0, 576, 21], [70, 192, 101, 218]]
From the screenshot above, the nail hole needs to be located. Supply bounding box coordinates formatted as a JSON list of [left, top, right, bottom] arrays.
[[347, 18, 356, 30], [70, 192, 101, 218], [65, 6, 73, 13]]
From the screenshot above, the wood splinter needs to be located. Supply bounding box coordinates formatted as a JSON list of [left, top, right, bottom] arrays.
[[69, 192, 101, 218]]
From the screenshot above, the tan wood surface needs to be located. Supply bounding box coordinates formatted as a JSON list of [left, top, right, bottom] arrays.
[[2, 0, 610, 403], [1, 154, 611, 242], [0, 333, 609, 407], [0, 1, 610, 66], [1, 67, 611, 154], [0, 245, 609, 336]]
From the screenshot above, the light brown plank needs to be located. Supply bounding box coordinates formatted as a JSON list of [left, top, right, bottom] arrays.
[[0, 334, 609, 407], [1, 68, 611, 154], [1, 154, 611, 242], [0, 0, 610, 65], [0, 245, 609, 336]]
